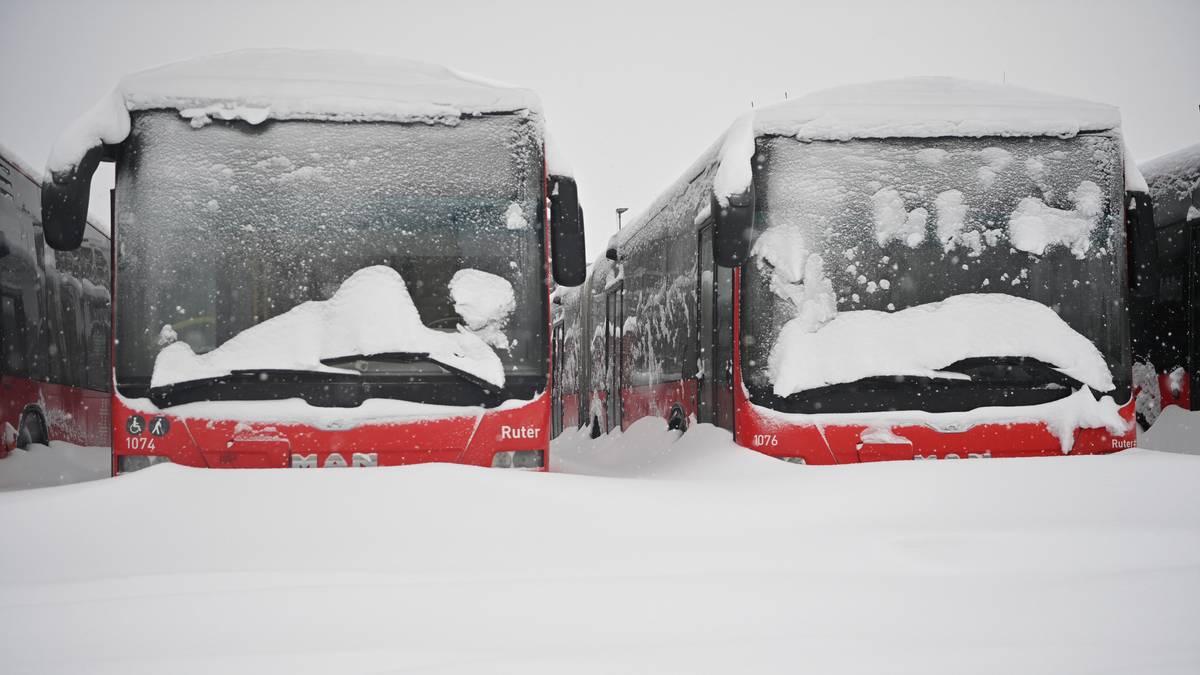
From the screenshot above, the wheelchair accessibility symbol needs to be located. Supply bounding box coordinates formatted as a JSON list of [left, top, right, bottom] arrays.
[[126, 415, 145, 436]]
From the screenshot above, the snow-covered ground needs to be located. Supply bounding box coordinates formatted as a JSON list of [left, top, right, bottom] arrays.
[[1, 412, 1199, 673], [1139, 405, 1200, 456], [0, 442, 109, 492]]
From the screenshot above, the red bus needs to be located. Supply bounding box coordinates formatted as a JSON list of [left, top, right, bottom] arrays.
[[555, 78, 1154, 463], [1134, 143, 1200, 426], [0, 144, 111, 456], [41, 50, 584, 474]]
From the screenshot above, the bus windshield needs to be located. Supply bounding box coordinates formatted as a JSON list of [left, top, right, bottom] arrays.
[[115, 111, 546, 405], [742, 133, 1130, 414]]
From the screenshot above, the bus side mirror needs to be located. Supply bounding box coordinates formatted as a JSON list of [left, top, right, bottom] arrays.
[[711, 184, 755, 267], [549, 175, 586, 287], [1128, 192, 1160, 299], [605, 233, 618, 262], [42, 144, 105, 251]]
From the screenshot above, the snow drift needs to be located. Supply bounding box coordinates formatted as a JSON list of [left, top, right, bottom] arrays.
[[152, 265, 505, 389], [2, 418, 1200, 673], [768, 293, 1115, 396]]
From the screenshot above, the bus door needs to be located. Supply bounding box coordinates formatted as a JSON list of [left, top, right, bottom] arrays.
[[605, 282, 623, 432], [1190, 216, 1200, 409], [698, 225, 734, 430], [551, 319, 564, 437]]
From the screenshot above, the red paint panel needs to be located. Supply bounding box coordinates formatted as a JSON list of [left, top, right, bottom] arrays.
[[0, 375, 110, 456], [734, 388, 1136, 464], [111, 392, 550, 472], [620, 379, 698, 430], [1159, 369, 1193, 411]]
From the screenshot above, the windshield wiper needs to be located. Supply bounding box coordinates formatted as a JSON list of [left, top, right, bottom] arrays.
[[320, 352, 502, 394], [145, 368, 362, 407], [938, 356, 1081, 389]]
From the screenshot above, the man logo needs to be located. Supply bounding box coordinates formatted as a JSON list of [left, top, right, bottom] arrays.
[[291, 452, 379, 468]]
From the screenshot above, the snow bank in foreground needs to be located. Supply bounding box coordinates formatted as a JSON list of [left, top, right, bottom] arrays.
[[48, 48, 541, 173], [769, 293, 1114, 396], [1140, 405, 1200, 456], [551, 417, 783, 479], [0, 442, 108, 492], [1, 417, 1199, 673], [152, 265, 504, 389]]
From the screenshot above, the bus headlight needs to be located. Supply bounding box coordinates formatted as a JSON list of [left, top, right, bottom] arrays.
[[491, 450, 544, 470], [117, 455, 172, 474]]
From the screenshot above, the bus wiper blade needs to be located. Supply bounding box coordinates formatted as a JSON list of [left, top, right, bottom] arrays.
[[145, 368, 361, 407], [320, 352, 502, 394], [940, 356, 1080, 388]]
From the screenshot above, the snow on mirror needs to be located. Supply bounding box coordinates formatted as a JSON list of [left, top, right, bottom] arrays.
[[151, 266, 506, 389], [743, 133, 1128, 411]]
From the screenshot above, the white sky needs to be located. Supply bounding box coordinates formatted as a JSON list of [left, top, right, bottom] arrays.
[[2, 0, 1197, 257]]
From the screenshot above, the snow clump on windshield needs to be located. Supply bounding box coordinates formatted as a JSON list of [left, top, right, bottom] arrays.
[[768, 293, 1115, 398], [1008, 181, 1103, 258], [872, 188, 927, 248], [750, 224, 837, 334], [449, 269, 516, 350], [152, 265, 506, 389]]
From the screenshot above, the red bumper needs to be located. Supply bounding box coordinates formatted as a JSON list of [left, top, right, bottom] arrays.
[[111, 393, 550, 472]]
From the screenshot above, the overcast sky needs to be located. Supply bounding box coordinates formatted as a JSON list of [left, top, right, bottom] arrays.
[[2, 0, 1197, 256]]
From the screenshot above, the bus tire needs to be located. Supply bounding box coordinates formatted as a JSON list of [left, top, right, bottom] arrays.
[[16, 409, 48, 449], [667, 404, 688, 432]]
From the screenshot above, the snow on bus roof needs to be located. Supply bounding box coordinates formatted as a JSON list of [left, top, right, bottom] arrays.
[[47, 49, 542, 174], [620, 77, 1127, 242], [712, 77, 1124, 207], [753, 77, 1121, 141], [1140, 142, 1200, 224]]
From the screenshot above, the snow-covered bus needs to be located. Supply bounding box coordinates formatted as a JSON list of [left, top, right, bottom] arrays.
[[556, 78, 1154, 462], [41, 50, 585, 474], [1135, 142, 1200, 426], [1, 144, 111, 456]]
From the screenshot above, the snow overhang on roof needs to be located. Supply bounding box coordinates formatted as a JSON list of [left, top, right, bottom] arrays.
[[47, 49, 543, 173], [712, 76, 1125, 207], [1140, 142, 1200, 223], [751, 76, 1121, 141]]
